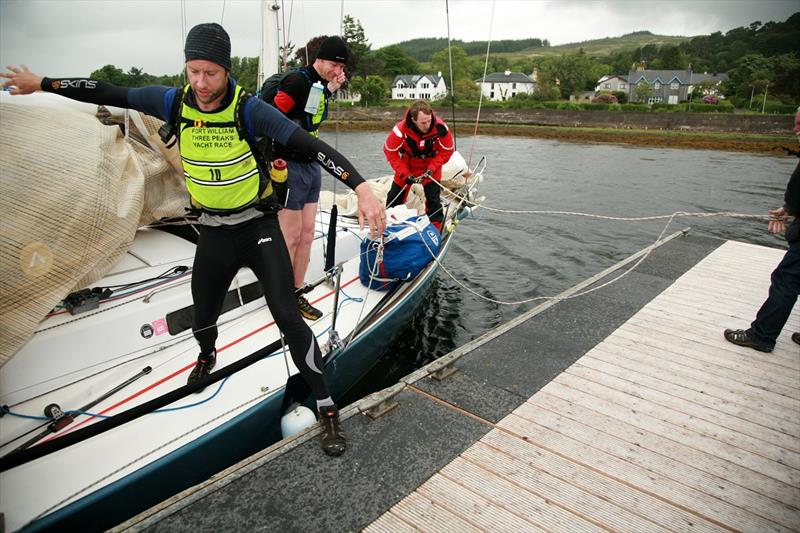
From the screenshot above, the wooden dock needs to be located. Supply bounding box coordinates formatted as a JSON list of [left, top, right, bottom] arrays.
[[367, 240, 799, 533], [117, 235, 799, 532]]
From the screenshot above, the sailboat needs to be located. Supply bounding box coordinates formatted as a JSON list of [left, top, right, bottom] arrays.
[[0, 4, 485, 531]]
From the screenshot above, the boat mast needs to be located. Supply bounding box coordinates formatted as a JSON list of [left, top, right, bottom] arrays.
[[258, 0, 282, 88]]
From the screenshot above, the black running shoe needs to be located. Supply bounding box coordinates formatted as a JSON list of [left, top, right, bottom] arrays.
[[297, 295, 322, 321], [792, 332, 800, 346], [187, 352, 216, 390], [319, 405, 346, 457], [724, 329, 773, 353]]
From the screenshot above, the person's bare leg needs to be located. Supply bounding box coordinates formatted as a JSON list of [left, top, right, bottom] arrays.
[[278, 208, 303, 265], [292, 202, 319, 287]]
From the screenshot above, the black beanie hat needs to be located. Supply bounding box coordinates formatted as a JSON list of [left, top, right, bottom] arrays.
[[184, 23, 232, 71], [315, 36, 348, 64]]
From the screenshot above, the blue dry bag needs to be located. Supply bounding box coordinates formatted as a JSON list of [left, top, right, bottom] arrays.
[[359, 215, 441, 291]]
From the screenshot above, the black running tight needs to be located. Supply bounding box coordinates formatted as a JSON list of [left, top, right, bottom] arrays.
[[191, 215, 329, 401]]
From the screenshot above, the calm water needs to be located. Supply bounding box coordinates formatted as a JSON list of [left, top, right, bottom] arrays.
[[319, 131, 797, 403]]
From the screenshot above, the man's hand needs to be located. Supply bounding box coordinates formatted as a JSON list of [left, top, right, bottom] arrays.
[[405, 175, 421, 185], [768, 207, 788, 234], [327, 72, 347, 93], [355, 182, 386, 238], [0, 65, 43, 95]]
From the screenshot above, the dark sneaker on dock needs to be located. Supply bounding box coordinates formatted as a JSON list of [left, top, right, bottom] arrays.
[[319, 405, 346, 457], [188, 352, 217, 390], [723, 329, 773, 353], [297, 294, 322, 321], [792, 332, 800, 346]]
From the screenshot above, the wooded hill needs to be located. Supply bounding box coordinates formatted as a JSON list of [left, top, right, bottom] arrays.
[[392, 31, 689, 62]]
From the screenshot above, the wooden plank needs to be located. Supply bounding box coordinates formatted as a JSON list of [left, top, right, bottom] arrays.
[[499, 413, 790, 533], [631, 305, 800, 370], [364, 510, 421, 533], [597, 336, 799, 415], [544, 373, 800, 483], [584, 348, 800, 442], [654, 290, 800, 338], [562, 362, 800, 470], [439, 458, 604, 533], [463, 439, 694, 533], [528, 389, 800, 524], [416, 474, 548, 533], [381, 492, 481, 533], [648, 284, 799, 335], [479, 431, 728, 533], [625, 313, 800, 374], [614, 316, 797, 374], [663, 275, 773, 301], [611, 326, 800, 400]]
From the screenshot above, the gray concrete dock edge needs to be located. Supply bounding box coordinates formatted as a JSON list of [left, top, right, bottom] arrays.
[[117, 230, 727, 532]]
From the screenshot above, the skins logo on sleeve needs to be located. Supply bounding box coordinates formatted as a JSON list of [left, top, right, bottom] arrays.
[[316, 152, 350, 181], [52, 79, 97, 90]]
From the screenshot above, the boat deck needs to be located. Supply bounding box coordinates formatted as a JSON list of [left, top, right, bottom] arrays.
[[116, 233, 800, 532]]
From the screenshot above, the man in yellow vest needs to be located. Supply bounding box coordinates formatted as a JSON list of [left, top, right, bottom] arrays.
[[1, 23, 387, 457]]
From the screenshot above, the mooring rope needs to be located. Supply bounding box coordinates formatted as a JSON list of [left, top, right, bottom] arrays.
[[384, 175, 774, 307]]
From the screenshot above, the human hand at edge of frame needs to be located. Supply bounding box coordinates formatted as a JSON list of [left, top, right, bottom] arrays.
[[355, 182, 386, 238], [0, 65, 43, 95], [767, 207, 788, 234], [327, 72, 346, 93]]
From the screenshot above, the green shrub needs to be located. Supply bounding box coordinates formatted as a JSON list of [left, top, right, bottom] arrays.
[[763, 102, 798, 114]]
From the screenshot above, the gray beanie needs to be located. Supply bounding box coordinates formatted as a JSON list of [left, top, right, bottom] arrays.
[[315, 36, 348, 64], [184, 23, 232, 71]]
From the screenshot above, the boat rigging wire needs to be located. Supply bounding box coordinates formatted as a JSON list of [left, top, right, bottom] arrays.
[[468, 0, 495, 169], [445, 0, 457, 151]]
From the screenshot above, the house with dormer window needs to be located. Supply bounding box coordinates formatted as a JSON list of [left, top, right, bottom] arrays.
[[475, 70, 536, 101], [391, 73, 448, 100], [627, 67, 692, 104]]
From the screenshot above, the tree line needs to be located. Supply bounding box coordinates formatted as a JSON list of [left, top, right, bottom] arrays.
[[90, 12, 799, 109]]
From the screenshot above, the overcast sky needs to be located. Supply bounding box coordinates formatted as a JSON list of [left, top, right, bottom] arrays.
[[1, 0, 797, 77]]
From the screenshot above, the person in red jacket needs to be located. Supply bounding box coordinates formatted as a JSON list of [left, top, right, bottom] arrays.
[[383, 100, 455, 231]]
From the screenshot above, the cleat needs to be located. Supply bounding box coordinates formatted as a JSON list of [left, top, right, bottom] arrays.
[[723, 329, 773, 353], [319, 405, 346, 457], [187, 352, 216, 391], [297, 294, 322, 321]]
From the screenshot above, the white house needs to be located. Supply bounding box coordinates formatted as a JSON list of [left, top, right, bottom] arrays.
[[475, 71, 535, 101], [390, 73, 448, 100], [689, 72, 729, 97], [594, 74, 628, 93]]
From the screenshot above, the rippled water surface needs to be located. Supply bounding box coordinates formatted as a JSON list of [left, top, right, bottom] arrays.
[[319, 131, 797, 403]]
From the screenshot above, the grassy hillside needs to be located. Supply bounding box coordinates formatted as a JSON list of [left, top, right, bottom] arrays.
[[392, 31, 693, 61], [514, 31, 694, 59]]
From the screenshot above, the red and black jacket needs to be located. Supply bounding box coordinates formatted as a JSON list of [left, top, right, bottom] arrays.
[[383, 109, 454, 186]]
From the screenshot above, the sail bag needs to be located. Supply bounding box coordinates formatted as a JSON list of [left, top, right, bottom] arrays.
[[359, 215, 441, 291]]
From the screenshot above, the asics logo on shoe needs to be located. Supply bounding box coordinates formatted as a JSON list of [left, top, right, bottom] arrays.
[[257, 237, 273, 245]]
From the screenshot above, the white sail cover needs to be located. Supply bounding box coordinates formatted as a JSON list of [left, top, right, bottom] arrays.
[[0, 93, 186, 365]]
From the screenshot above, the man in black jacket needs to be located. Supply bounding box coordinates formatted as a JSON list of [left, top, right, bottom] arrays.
[[724, 107, 800, 352]]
